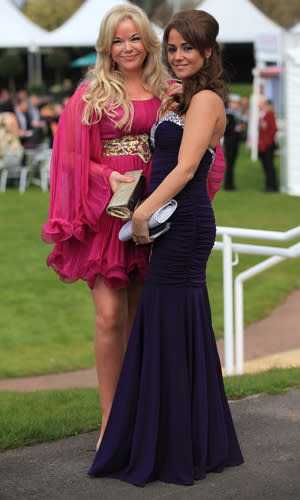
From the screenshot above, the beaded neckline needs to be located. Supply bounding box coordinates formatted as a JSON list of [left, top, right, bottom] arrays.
[[150, 112, 184, 148], [150, 111, 215, 161], [158, 111, 185, 128]]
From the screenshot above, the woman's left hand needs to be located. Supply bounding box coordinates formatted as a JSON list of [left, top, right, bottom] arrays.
[[131, 211, 153, 245], [166, 81, 182, 96]]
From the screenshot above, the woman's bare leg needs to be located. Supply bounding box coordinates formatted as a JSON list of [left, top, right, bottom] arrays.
[[91, 276, 144, 450], [91, 275, 128, 449]]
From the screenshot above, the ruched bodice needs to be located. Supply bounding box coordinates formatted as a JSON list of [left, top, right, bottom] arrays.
[[146, 112, 216, 286]]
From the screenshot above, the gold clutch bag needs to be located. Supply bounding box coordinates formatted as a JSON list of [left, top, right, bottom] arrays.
[[106, 170, 146, 219]]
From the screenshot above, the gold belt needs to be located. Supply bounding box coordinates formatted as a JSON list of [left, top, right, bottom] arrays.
[[102, 133, 151, 164]]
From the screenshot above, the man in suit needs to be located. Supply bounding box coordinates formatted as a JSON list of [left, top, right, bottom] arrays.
[[14, 97, 35, 148], [27, 93, 47, 145], [223, 94, 243, 191]]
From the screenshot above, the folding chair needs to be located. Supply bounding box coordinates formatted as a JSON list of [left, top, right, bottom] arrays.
[[0, 150, 30, 194]]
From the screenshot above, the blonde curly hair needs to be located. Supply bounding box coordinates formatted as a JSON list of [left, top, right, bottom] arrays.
[[82, 4, 170, 130], [0, 112, 23, 168]]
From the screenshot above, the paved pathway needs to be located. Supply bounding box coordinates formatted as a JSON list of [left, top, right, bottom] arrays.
[[1, 389, 300, 499], [217, 288, 300, 374]]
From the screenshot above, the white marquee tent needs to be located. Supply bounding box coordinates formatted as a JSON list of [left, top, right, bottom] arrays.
[[281, 45, 300, 195], [290, 22, 300, 34], [39, 0, 163, 47], [0, 0, 48, 49], [196, 0, 284, 44]]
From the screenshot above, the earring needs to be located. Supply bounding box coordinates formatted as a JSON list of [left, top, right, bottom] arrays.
[[111, 58, 116, 70], [205, 57, 210, 65]]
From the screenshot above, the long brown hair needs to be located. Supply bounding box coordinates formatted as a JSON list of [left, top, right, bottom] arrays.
[[161, 9, 225, 116]]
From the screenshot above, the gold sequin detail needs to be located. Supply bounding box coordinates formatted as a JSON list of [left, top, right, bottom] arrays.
[[102, 133, 151, 164]]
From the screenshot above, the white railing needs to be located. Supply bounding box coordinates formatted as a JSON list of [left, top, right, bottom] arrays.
[[213, 225, 300, 376]]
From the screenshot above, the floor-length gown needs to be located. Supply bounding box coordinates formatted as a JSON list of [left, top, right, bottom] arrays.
[[88, 111, 244, 486]]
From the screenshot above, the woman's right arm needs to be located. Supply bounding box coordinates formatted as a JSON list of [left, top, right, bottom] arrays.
[[42, 84, 131, 244]]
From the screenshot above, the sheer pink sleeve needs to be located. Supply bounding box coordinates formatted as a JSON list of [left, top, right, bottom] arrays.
[[41, 83, 114, 244], [207, 142, 226, 201]]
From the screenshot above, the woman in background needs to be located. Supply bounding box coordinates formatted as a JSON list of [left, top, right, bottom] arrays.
[[0, 111, 23, 169], [258, 96, 278, 192]]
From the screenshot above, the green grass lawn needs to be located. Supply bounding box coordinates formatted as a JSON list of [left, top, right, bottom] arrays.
[[0, 189, 94, 377], [228, 82, 253, 98], [0, 143, 300, 378], [1, 366, 299, 452]]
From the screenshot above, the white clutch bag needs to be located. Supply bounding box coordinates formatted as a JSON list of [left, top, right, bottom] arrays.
[[118, 199, 178, 242]]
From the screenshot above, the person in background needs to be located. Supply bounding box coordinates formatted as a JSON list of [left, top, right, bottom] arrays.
[[258, 96, 278, 192], [240, 95, 249, 141], [47, 102, 64, 146], [223, 93, 242, 191], [61, 78, 75, 98], [16, 89, 28, 101], [13, 97, 35, 149], [0, 111, 23, 169], [0, 89, 14, 113], [27, 93, 47, 146]]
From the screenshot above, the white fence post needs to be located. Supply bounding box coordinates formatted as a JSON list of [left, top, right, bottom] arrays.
[[222, 233, 234, 376], [234, 255, 285, 375], [234, 278, 244, 375], [214, 225, 300, 376]]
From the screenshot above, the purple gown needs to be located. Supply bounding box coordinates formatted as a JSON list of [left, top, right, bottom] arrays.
[[89, 112, 244, 486]]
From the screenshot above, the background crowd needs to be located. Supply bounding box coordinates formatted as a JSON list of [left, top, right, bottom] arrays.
[[0, 78, 279, 193], [0, 79, 74, 171], [222, 89, 278, 193]]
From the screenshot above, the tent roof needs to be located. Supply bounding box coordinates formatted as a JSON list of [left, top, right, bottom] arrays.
[[290, 22, 300, 33], [39, 0, 163, 47], [196, 0, 284, 43], [0, 0, 48, 49]]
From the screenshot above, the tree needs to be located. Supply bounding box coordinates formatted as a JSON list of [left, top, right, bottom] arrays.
[[45, 51, 70, 84], [22, 0, 85, 31], [194, 0, 300, 29], [131, 0, 166, 17], [248, 0, 300, 29], [0, 52, 24, 93]]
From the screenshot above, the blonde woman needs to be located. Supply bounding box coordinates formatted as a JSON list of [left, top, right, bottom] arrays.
[[0, 112, 23, 169], [42, 4, 170, 450]]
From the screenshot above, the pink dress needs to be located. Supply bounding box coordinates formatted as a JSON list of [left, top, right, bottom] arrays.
[[42, 83, 161, 290], [41, 83, 226, 290]]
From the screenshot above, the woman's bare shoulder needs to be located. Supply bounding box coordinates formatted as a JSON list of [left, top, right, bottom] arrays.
[[191, 89, 224, 106]]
